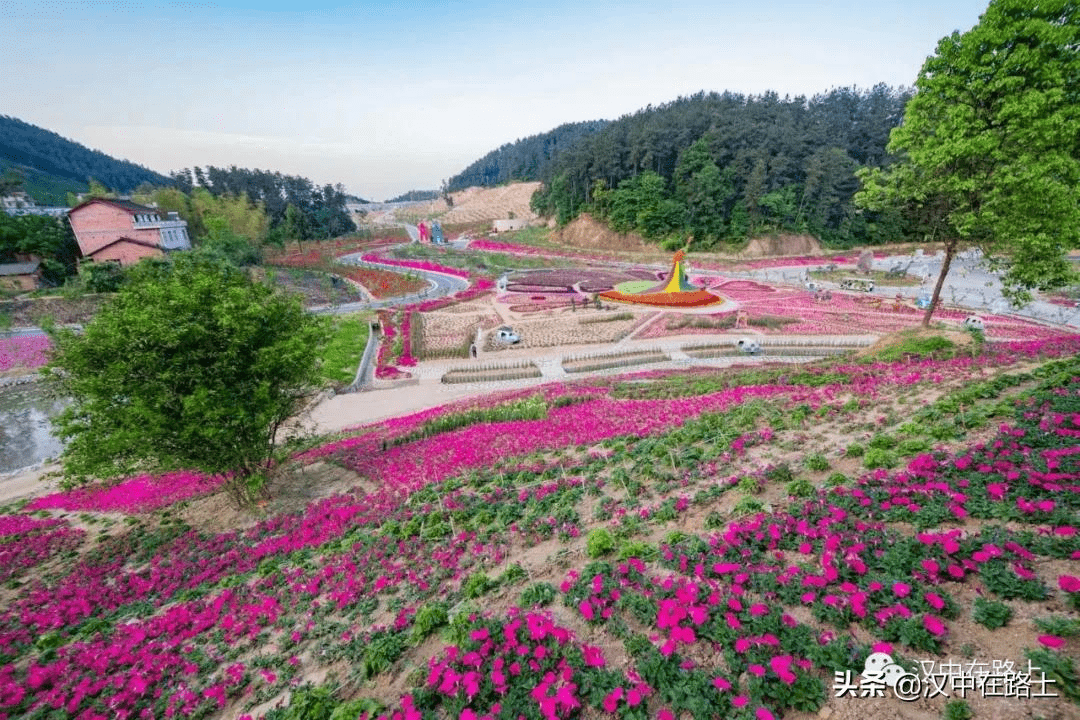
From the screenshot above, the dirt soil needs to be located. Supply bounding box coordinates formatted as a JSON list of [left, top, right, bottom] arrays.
[[740, 232, 824, 257], [551, 213, 658, 254], [1, 295, 108, 326], [399, 183, 542, 226]]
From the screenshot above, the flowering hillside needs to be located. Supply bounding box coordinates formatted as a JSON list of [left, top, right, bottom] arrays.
[[1, 336, 1079, 720]]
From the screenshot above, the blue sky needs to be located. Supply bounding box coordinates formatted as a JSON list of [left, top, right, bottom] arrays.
[[1, 0, 990, 201]]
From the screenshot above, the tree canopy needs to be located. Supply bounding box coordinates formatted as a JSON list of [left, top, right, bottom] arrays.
[[168, 166, 356, 243], [0, 213, 80, 284], [0, 114, 171, 203], [48, 256, 328, 497], [444, 120, 610, 192], [528, 86, 911, 248], [858, 0, 1080, 321]]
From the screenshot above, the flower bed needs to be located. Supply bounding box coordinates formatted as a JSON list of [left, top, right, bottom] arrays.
[[0, 338, 1079, 720], [0, 515, 84, 583], [483, 314, 646, 351], [360, 254, 471, 280], [26, 470, 226, 514], [269, 249, 428, 299], [600, 288, 726, 308], [0, 333, 50, 373], [374, 309, 414, 379]]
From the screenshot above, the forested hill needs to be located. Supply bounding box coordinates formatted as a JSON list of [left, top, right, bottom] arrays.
[[528, 85, 913, 249], [0, 115, 172, 203], [444, 120, 609, 192]]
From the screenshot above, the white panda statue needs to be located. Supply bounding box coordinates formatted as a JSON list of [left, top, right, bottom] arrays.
[[963, 316, 985, 332]]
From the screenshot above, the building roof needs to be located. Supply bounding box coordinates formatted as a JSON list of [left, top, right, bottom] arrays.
[[0, 261, 41, 276], [69, 198, 156, 215], [85, 236, 163, 257]]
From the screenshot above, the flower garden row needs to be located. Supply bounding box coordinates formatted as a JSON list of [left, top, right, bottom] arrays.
[[269, 249, 428, 300], [1, 336, 1078, 719], [372, 279, 497, 379], [0, 334, 51, 373]]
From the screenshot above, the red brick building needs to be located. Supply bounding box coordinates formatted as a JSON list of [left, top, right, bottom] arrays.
[[68, 199, 191, 266]]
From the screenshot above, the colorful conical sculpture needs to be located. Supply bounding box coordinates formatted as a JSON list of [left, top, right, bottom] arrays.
[[599, 250, 723, 307]]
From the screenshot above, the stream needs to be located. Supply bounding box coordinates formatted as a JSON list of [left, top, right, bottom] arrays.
[[0, 379, 68, 475]]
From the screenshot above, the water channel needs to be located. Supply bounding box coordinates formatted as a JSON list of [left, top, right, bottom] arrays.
[[0, 379, 68, 475]]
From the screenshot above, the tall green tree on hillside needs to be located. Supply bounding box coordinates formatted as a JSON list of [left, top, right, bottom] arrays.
[[48, 256, 328, 502], [0, 213, 79, 284], [857, 0, 1080, 325]]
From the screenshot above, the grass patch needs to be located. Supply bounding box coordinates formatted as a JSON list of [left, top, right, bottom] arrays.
[[318, 313, 372, 387]]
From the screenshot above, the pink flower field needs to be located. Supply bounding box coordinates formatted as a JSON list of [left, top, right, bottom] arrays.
[[2, 239, 1079, 720], [0, 333, 51, 373]]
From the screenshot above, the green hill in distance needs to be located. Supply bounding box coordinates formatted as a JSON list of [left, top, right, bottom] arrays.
[[0, 115, 172, 205]]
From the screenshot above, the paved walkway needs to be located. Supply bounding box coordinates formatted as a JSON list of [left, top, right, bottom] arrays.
[[308, 332, 874, 434]]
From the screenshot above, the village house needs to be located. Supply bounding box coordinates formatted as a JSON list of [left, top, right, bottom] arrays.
[[0, 259, 42, 292], [67, 198, 191, 266]]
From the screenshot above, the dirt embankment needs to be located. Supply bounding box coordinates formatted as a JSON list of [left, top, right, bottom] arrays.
[[551, 213, 825, 259], [551, 213, 657, 254], [399, 183, 543, 226], [739, 233, 823, 257], [1, 295, 107, 326]]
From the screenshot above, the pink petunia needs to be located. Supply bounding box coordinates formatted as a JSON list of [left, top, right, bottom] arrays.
[[1038, 635, 1065, 648], [923, 615, 947, 636], [1059, 575, 1080, 593], [582, 644, 606, 668], [602, 687, 623, 712]]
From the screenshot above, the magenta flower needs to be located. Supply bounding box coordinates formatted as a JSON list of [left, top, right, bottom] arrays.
[[923, 615, 947, 636], [602, 687, 623, 712], [1038, 635, 1065, 649], [1059, 576, 1080, 593]]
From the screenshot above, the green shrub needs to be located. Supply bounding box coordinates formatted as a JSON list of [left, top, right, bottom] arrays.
[[972, 596, 1012, 630], [863, 448, 898, 469], [764, 463, 794, 483], [617, 540, 654, 561], [499, 563, 528, 585], [737, 476, 763, 494], [1025, 648, 1079, 703], [586, 528, 617, 558], [804, 453, 830, 471], [733, 497, 765, 517], [786, 478, 816, 497], [520, 582, 556, 607], [868, 433, 897, 449], [461, 572, 493, 599], [898, 437, 932, 455], [845, 443, 864, 458], [825, 472, 849, 487], [942, 699, 973, 720], [704, 511, 726, 530], [410, 602, 448, 642], [1034, 616, 1080, 637]]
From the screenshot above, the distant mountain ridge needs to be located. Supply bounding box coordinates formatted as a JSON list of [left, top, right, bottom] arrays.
[[444, 120, 609, 192], [0, 115, 172, 204]]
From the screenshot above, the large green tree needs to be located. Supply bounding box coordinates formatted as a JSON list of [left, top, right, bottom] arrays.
[[858, 0, 1080, 324], [0, 213, 80, 284], [48, 256, 328, 500]]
